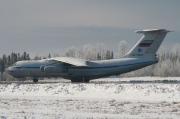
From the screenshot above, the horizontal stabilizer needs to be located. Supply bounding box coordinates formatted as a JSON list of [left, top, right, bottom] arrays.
[[136, 29, 171, 34]]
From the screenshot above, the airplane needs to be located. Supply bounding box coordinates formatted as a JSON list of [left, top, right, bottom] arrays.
[[6, 29, 170, 83]]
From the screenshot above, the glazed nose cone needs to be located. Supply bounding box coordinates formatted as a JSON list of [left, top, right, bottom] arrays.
[[5, 66, 14, 75]]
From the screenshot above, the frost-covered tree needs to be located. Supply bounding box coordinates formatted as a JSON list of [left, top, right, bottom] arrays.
[[64, 47, 78, 57], [64, 43, 114, 60], [118, 40, 128, 58], [121, 44, 180, 77]]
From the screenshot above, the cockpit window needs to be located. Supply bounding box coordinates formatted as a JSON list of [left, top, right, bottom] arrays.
[[12, 63, 17, 66]]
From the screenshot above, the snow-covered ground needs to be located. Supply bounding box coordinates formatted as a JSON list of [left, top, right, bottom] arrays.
[[0, 77, 180, 119]]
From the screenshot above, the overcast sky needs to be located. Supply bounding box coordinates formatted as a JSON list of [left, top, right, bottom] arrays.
[[0, 0, 179, 57]]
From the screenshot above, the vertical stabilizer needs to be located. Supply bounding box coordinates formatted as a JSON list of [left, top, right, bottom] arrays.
[[126, 29, 170, 57]]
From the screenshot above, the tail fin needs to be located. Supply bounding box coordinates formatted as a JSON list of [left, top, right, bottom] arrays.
[[126, 29, 171, 57]]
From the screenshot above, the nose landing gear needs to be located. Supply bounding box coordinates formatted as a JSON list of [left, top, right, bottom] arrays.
[[71, 77, 90, 83]]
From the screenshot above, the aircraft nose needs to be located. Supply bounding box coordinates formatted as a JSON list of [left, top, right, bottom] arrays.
[[5, 66, 24, 78], [6, 67, 15, 75]]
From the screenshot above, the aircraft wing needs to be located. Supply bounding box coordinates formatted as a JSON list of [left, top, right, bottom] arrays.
[[51, 57, 89, 66]]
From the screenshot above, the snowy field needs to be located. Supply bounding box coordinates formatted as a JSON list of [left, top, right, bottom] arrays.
[[0, 77, 180, 119]]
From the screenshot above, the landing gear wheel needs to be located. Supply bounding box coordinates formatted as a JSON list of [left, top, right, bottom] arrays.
[[83, 79, 90, 83], [71, 79, 89, 83], [33, 78, 38, 83]]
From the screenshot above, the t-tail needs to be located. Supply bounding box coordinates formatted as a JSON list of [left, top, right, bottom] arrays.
[[125, 29, 171, 58]]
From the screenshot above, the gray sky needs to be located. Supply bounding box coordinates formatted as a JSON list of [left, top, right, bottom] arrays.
[[0, 0, 179, 57]]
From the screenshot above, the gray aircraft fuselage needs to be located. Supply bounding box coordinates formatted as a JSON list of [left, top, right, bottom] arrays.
[[6, 29, 170, 82], [6, 56, 157, 82]]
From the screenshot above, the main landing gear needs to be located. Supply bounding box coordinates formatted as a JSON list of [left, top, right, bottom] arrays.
[[33, 78, 38, 83], [71, 78, 90, 83]]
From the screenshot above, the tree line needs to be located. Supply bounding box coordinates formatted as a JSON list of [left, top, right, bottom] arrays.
[[0, 52, 30, 73], [0, 41, 180, 81]]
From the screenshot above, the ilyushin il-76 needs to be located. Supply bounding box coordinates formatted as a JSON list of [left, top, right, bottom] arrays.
[[6, 29, 170, 83]]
